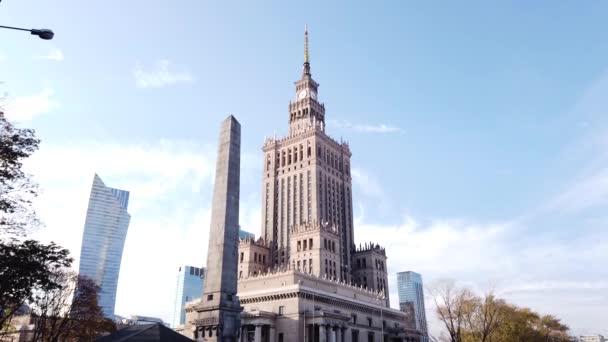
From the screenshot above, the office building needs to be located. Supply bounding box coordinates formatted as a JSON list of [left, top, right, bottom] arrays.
[[397, 271, 429, 342], [580, 335, 606, 342], [239, 228, 255, 240], [171, 266, 206, 328], [77, 174, 131, 319]]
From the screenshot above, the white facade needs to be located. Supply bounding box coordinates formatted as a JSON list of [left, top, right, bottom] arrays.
[[580, 335, 606, 342]]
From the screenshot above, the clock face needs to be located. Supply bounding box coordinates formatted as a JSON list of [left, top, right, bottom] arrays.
[[298, 89, 307, 100]]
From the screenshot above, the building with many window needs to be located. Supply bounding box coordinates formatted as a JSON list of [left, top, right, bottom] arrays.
[[171, 266, 206, 328], [77, 174, 130, 319], [397, 271, 428, 342], [580, 335, 606, 342], [184, 27, 422, 342]]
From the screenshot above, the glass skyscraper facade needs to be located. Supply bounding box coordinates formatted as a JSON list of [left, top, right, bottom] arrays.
[[238, 228, 255, 240], [171, 266, 206, 328], [397, 271, 429, 342], [77, 174, 131, 319]]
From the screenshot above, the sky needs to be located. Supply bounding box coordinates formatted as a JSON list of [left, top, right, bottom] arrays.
[[1, 0, 607, 336]]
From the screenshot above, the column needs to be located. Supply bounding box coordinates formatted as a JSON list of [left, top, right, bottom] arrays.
[[269, 326, 276, 342], [240, 326, 248, 342], [319, 324, 327, 342], [336, 327, 342, 342], [254, 325, 262, 342], [342, 327, 350, 342], [329, 326, 336, 342]]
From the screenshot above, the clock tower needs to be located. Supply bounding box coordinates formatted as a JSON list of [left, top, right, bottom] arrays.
[[289, 25, 326, 136], [261, 26, 355, 283]]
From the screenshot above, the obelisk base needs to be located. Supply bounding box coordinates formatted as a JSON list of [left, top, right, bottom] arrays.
[[189, 292, 242, 342]]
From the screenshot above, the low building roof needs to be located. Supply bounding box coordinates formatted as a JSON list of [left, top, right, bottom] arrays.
[[95, 323, 193, 342]]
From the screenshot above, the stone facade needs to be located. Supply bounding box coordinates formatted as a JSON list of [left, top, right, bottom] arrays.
[[261, 27, 355, 285], [352, 244, 389, 305], [236, 270, 420, 342]]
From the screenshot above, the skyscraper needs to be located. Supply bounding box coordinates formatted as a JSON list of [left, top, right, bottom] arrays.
[[77, 174, 131, 318], [397, 271, 429, 342], [183, 27, 421, 342], [171, 266, 206, 328], [238, 228, 255, 240], [260, 25, 358, 285]]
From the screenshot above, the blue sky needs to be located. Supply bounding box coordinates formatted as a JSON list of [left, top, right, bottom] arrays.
[[2, 0, 607, 336]]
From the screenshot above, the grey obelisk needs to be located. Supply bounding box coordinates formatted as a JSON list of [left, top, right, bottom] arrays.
[[192, 115, 242, 341]]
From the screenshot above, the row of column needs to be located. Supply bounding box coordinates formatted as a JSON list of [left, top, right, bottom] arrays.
[[309, 324, 345, 342], [240, 324, 275, 342]]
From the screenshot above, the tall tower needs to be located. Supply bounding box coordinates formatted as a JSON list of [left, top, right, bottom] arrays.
[[78, 174, 130, 319], [192, 116, 242, 341], [261, 26, 355, 282]]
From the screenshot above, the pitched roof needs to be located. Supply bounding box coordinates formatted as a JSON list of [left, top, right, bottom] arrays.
[[96, 323, 193, 342]]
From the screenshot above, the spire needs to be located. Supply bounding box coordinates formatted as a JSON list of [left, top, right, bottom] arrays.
[[303, 24, 311, 76], [304, 24, 309, 64]]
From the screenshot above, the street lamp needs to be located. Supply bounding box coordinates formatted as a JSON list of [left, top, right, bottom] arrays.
[[0, 25, 54, 40]]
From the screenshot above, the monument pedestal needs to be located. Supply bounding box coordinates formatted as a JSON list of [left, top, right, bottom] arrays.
[[191, 292, 241, 341]]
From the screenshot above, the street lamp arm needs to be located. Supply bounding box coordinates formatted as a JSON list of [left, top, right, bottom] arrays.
[[0, 24, 31, 32], [0, 25, 54, 40]]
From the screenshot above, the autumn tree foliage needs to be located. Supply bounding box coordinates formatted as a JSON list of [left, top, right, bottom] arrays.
[[430, 281, 575, 342], [31, 273, 116, 342]]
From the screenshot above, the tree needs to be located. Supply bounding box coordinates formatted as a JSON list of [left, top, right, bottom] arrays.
[[429, 280, 475, 342], [0, 239, 73, 329], [30, 272, 115, 342], [67, 276, 116, 341], [31, 270, 76, 342], [431, 281, 576, 342], [0, 110, 41, 236], [462, 291, 505, 342]]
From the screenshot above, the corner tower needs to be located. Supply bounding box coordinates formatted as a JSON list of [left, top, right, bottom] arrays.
[[261, 26, 355, 282]]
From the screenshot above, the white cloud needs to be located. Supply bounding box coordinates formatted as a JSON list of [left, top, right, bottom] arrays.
[[22, 139, 263, 323], [133, 60, 194, 88], [351, 207, 608, 337], [351, 168, 384, 198], [37, 48, 64, 61], [328, 119, 402, 133], [24, 141, 214, 320], [3, 88, 57, 122], [503, 280, 608, 293], [548, 167, 608, 213], [0, 55, 6, 62]]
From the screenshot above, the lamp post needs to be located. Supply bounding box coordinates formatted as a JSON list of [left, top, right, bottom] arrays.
[[0, 25, 54, 40]]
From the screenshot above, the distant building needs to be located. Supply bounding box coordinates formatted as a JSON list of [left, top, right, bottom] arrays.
[[77, 174, 130, 319], [120, 315, 167, 326], [171, 266, 205, 328], [580, 335, 606, 342], [397, 271, 429, 342], [239, 228, 255, 240]]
